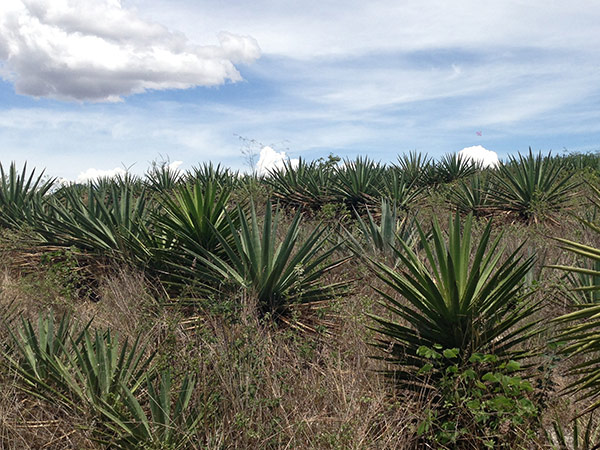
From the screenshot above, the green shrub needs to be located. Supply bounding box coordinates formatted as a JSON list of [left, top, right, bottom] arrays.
[[416, 346, 538, 448]]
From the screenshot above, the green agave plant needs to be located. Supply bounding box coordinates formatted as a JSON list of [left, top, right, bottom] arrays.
[[36, 183, 155, 264], [153, 178, 237, 291], [97, 369, 206, 449], [194, 201, 350, 318], [434, 152, 478, 184], [145, 161, 183, 193], [265, 157, 334, 210], [0, 162, 55, 229], [448, 172, 495, 217], [547, 412, 600, 450], [396, 151, 432, 187], [4, 312, 154, 409], [3, 312, 89, 408], [71, 328, 156, 409], [4, 312, 201, 448], [491, 148, 578, 222], [560, 151, 600, 174], [92, 172, 144, 196], [347, 198, 420, 262], [369, 213, 540, 385], [556, 258, 600, 306], [549, 219, 600, 412], [188, 162, 238, 190], [331, 156, 384, 210], [380, 169, 424, 211]]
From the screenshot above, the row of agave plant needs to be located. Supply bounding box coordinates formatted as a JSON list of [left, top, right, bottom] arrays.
[[0, 162, 351, 319], [266, 149, 583, 224], [2, 149, 600, 446], [0, 148, 587, 234]]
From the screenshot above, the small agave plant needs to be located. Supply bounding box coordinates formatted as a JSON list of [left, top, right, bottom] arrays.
[[331, 156, 384, 210], [434, 152, 478, 184], [396, 151, 432, 187], [379, 169, 424, 211], [36, 182, 155, 264], [548, 218, 600, 413], [265, 157, 334, 211], [347, 198, 420, 263]]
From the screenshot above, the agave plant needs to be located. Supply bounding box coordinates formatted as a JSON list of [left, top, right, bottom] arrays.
[[549, 219, 600, 412], [194, 201, 350, 318], [92, 172, 144, 196], [434, 152, 478, 184], [265, 158, 334, 210], [189, 162, 238, 190], [347, 199, 420, 262], [379, 169, 423, 211], [4, 312, 154, 409], [556, 258, 600, 307], [491, 149, 578, 222], [101, 369, 206, 449], [547, 412, 600, 450], [0, 162, 55, 229], [3, 312, 89, 408], [331, 156, 384, 210], [560, 151, 600, 174], [36, 183, 155, 263], [4, 312, 202, 447], [396, 151, 432, 187], [145, 161, 183, 193], [152, 178, 237, 290], [448, 172, 495, 217], [369, 213, 540, 385], [71, 328, 156, 409]]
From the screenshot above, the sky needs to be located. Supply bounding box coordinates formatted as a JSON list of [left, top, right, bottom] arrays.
[[0, 0, 599, 180]]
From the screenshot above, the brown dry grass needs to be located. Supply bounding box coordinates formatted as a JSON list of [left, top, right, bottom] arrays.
[[0, 198, 595, 449]]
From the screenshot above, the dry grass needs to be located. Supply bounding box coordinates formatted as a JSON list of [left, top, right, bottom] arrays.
[[0, 200, 596, 449], [0, 258, 423, 449]]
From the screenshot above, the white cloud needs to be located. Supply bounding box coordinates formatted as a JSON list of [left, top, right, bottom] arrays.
[[168, 160, 183, 170], [77, 166, 127, 182], [255, 146, 298, 176], [0, 0, 260, 101], [458, 145, 499, 168]]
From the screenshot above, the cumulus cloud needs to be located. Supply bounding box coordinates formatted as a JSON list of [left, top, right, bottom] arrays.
[[168, 160, 183, 171], [458, 145, 499, 168], [255, 146, 299, 176], [0, 0, 260, 102], [77, 166, 127, 182]]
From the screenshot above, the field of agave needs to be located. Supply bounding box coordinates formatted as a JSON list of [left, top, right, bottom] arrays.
[[2, 149, 600, 448]]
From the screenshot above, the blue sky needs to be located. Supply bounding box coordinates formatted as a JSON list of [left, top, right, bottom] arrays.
[[1, 0, 599, 180]]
